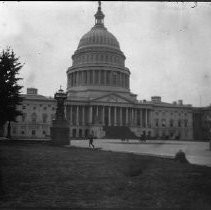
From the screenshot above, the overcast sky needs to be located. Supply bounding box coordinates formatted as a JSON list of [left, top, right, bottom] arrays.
[[1, 1, 211, 107]]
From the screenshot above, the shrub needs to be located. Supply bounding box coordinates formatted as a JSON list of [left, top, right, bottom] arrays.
[[175, 150, 189, 163]]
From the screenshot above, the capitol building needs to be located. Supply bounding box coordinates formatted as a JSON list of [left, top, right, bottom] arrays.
[[9, 3, 195, 140]]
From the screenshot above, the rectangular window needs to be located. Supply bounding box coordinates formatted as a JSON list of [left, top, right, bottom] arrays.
[[101, 70, 104, 84], [184, 120, 188, 127], [84, 71, 87, 84], [155, 119, 159, 127], [170, 119, 174, 127], [107, 71, 110, 85], [95, 70, 98, 84], [90, 70, 93, 84], [112, 72, 117, 85]]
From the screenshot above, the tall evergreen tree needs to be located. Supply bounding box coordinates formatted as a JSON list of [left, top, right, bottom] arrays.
[[0, 47, 24, 138]]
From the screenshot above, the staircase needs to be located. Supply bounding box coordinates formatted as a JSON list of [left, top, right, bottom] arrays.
[[103, 126, 138, 139]]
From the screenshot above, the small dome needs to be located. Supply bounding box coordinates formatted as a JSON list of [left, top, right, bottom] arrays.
[[77, 26, 120, 50]]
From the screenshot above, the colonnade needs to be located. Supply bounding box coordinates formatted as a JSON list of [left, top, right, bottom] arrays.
[[66, 105, 151, 128], [67, 70, 129, 88]]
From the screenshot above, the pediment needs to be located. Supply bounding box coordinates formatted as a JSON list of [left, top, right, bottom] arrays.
[[92, 93, 132, 103]]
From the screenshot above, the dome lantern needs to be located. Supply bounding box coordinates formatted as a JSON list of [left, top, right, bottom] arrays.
[[94, 1, 105, 27]]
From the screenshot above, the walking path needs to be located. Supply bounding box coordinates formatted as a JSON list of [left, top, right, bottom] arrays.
[[70, 139, 211, 167]]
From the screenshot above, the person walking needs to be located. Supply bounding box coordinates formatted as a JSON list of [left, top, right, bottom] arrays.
[[88, 133, 95, 149]]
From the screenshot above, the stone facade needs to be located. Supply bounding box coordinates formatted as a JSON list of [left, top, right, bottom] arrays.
[[5, 3, 197, 140], [7, 88, 56, 139]]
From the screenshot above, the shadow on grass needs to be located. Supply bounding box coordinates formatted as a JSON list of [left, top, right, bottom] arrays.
[[0, 142, 211, 208]]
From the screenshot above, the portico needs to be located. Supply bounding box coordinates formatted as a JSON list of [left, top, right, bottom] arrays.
[[66, 100, 152, 138]]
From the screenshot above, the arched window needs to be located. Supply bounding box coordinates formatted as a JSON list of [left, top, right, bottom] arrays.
[[90, 70, 93, 84], [31, 113, 37, 123], [112, 72, 117, 85], [161, 119, 166, 127], [42, 113, 48, 123]]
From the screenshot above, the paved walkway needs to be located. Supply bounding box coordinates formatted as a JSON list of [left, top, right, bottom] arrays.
[[70, 139, 211, 167]]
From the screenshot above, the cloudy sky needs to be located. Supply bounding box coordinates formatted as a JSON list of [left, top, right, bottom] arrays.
[[1, 1, 211, 107]]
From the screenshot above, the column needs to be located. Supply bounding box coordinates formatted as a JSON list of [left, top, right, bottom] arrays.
[[123, 74, 126, 88], [93, 70, 95, 85], [134, 109, 137, 126], [89, 106, 92, 124], [82, 106, 85, 125], [87, 70, 90, 84], [81, 71, 84, 85], [98, 70, 101, 84], [70, 106, 72, 125], [126, 107, 128, 125], [139, 109, 142, 127], [148, 110, 151, 128], [78, 71, 81, 86], [108, 106, 111, 126], [110, 71, 113, 86], [104, 71, 106, 85], [76, 106, 79, 125], [96, 106, 99, 124], [102, 106, 105, 125], [119, 73, 122, 88], [145, 109, 148, 128], [114, 107, 117, 126], [75, 71, 78, 86], [120, 107, 122, 126], [131, 108, 134, 126]]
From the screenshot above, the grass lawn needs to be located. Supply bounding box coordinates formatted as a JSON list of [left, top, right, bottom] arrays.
[[0, 141, 211, 208]]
